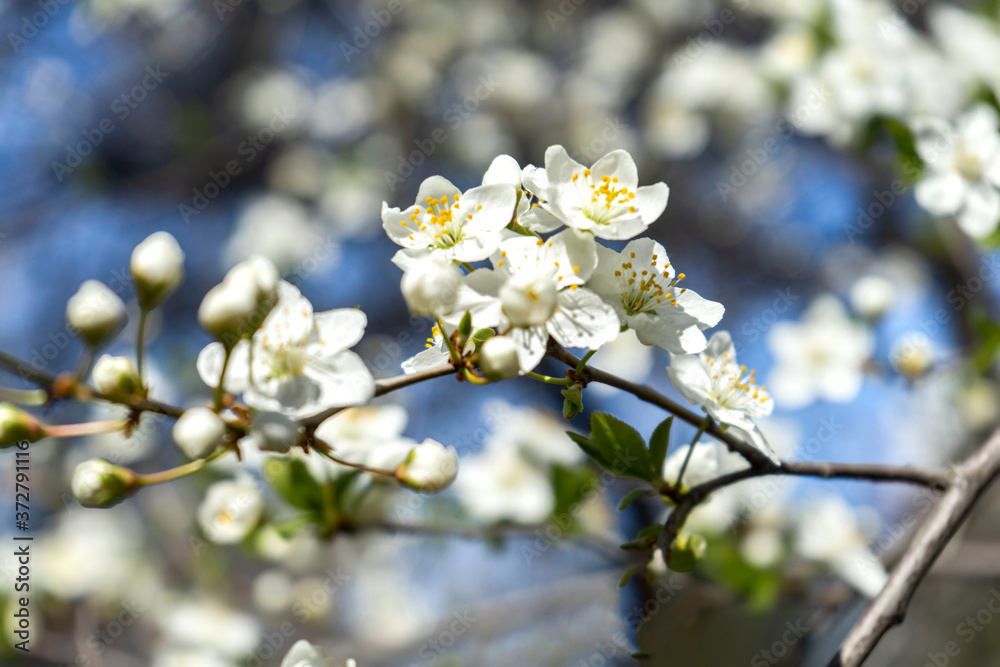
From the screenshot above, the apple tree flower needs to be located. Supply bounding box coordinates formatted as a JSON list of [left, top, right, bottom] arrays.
[[587, 238, 724, 353], [461, 230, 619, 371], [667, 331, 779, 463], [521, 145, 669, 240], [198, 281, 375, 419], [382, 175, 516, 266], [766, 295, 874, 410], [912, 104, 1000, 238], [197, 477, 264, 544]]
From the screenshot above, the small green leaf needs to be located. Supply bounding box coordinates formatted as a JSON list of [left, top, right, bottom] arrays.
[[589, 412, 656, 481], [506, 220, 539, 237], [457, 310, 473, 339], [648, 416, 673, 477], [667, 533, 707, 573], [567, 432, 615, 471], [471, 328, 495, 342], [618, 488, 652, 511], [618, 565, 643, 589], [619, 524, 663, 552], [264, 457, 325, 511]]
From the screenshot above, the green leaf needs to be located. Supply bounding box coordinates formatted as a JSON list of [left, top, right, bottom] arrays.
[[567, 432, 615, 472], [619, 524, 663, 552], [506, 220, 539, 237], [551, 464, 597, 527], [648, 417, 673, 478], [667, 533, 707, 573], [970, 308, 1000, 374], [618, 487, 652, 511], [589, 412, 656, 481], [264, 457, 325, 511], [618, 565, 643, 589]]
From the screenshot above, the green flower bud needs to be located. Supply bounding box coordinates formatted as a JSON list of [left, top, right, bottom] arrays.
[[0, 403, 46, 448], [71, 458, 139, 508], [92, 355, 144, 402]]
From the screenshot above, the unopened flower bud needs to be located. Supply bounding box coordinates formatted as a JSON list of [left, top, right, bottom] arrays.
[[198, 255, 280, 344], [500, 276, 558, 327], [400, 259, 462, 317], [66, 280, 128, 348], [172, 407, 226, 459], [92, 354, 143, 401], [395, 438, 458, 493], [667, 533, 707, 573], [0, 403, 46, 448], [478, 335, 520, 380], [131, 231, 185, 309], [71, 458, 138, 508], [250, 411, 300, 453]]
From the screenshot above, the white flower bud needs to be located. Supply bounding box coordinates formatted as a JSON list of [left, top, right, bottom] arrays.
[[198, 255, 280, 344], [197, 478, 264, 544], [172, 407, 226, 459], [396, 438, 458, 493], [849, 275, 895, 321], [500, 276, 558, 327], [66, 280, 128, 347], [71, 458, 138, 508], [478, 335, 520, 380], [482, 154, 522, 188], [890, 333, 935, 380], [130, 231, 185, 309], [281, 640, 326, 667], [250, 411, 300, 453], [400, 259, 462, 317], [0, 403, 46, 448], [92, 354, 143, 401]]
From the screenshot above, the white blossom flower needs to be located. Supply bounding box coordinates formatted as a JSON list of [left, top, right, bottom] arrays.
[[246, 411, 301, 453], [172, 407, 226, 459], [794, 495, 887, 597], [587, 238, 723, 353], [454, 443, 553, 523], [382, 175, 516, 265], [849, 274, 895, 320], [198, 255, 280, 343], [767, 296, 873, 409], [198, 281, 375, 419], [667, 331, 778, 463], [461, 230, 619, 371], [521, 145, 669, 240], [280, 640, 327, 667], [912, 104, 1000, 238], [395, 438, 459, 493], [482, 154, 561, 233], [66, 280, 128, 347], [158, 597, 261, 659], [197, 477, 264, 544], [889, 332, 935, 380], [309, 405, 414, 481], [130, 231, 185, 309]]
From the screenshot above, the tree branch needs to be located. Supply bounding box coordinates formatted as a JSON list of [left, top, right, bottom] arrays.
[[827, 426, 1000, 667]]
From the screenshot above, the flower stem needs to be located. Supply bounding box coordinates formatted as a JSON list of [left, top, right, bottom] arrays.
[[315, 444, 399, 479], [0, 387, 47, 406], [75, 346, 96, 381], [45, 419, 128, 438], [461, 262, 475, 272], [463, 367, 490, 385], [214, 346, 233, 412], [137, 449, 227, 486], [526, 371, 573, 386], [135, 306, 149, 382], [675, 416, 711, 489], [575, 349, 597, 376]]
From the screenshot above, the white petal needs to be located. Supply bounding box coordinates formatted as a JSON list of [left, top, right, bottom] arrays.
[[548, 288, 621, 350], [303, 351, 376, 413], [401, 344, 451, 375], [196, 341, 251, 393], [543, 144, 586, 185], [460, 183, 517, 234], [914, 171, 966, 216], [507, 325, 549, 372], [313, 308, 367, 353], [666, 354, 712, 406], [589, 149, 639, 189], [957, 182, 1000, 237], [415, 175, 461, 206], [634, 182, 669, 225]]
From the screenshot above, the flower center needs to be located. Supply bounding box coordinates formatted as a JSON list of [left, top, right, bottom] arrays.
[[408, 194, 473, 249], [705, 351, 770, 409], [611, 251, 684, 316], [571, 169, 638, 225], [500, 276, 559, 328], [953, 142, 983, 182]]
